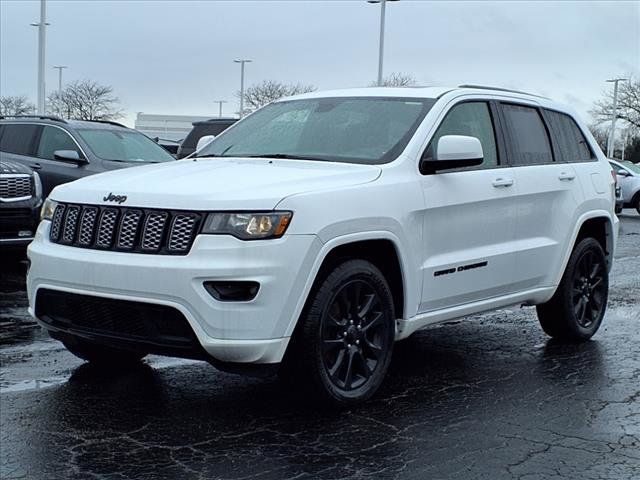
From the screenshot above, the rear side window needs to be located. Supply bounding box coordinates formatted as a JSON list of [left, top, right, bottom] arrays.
[[37, 126, 80, 160], [0, 124, 40, 156], [502, 104, 553, 166], [543, 110, 593, 163], [426, 101, 498, 168], [184, 122, 234, 148]]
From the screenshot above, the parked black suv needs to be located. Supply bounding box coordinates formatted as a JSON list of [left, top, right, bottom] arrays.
[[176, 118, 236, 159], [0, 116, 175, 197], [0, 159, 42, 249]]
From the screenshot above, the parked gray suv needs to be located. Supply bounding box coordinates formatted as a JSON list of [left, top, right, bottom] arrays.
[[0, 116, 175, 197]]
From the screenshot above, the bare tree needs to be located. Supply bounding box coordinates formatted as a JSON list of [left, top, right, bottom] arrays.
[[590, 75, 640, 129], [47, 80, 122, 120], [588, 123, 609, 152], [370, 72, 417, 87], [0, 95, 35, 116], [240, 80, 316, 111]]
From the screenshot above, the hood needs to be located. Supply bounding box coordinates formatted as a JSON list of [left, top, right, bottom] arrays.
[[0, 159, 34, 175], [50, 157, 381, 210]]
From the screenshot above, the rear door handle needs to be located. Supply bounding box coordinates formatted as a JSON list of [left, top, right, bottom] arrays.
[[492, 178, 514, 188], [558, 172, 575, 181], [30, 163, 42, 170]]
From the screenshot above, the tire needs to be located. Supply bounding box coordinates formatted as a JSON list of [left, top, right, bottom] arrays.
[[62, 336, 147, 366], [293, 259, 396, 406], [536, 238, 608, 342], [635, 195, 640, 215]]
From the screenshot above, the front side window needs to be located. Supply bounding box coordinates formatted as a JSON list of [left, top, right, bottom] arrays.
[[543, 110, 593, 163], [197, 97, 436, 165], [37, 126, 81, 160], [76, 129, 175, 163], [0, 124, 40, 156], [502, 104, 553, 166], [425, 101, 498, 168]]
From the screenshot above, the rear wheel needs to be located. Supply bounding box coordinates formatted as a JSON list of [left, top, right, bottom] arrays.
[[61, 336, 147, 366], [294, 259, 395, 405], [536, 238, 608, 341]]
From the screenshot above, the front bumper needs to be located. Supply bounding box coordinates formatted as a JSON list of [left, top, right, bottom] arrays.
[[27, 221, 322, 363]]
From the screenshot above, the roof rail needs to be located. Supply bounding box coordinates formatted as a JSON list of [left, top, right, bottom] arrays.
[[457, 84, 548, 99], [0, 114, 67, 123], [87, 119, 128, 128]]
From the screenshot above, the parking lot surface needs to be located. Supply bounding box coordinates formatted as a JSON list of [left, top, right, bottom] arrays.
[[1, 213, 639, 480]]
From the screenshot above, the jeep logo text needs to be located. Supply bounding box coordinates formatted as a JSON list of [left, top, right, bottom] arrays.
[[103, 192, 127, 204]]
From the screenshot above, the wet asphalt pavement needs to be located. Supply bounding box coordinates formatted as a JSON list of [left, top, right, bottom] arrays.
[[1, 214, 639, 480]]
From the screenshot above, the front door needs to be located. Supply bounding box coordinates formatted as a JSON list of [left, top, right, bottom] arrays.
[[419, 100, 520, 313]]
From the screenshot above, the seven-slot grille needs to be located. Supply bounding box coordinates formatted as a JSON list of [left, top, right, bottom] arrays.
[[0, 175, 32, 201], [49, 203, 201, 255]]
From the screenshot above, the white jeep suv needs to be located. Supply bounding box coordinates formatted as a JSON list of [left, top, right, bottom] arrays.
[[28, 86, 618, 404]]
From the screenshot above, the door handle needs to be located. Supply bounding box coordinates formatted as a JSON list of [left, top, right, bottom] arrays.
[[558, 172, 575, 181], [492, 178, 514, 188], [30, 163, 42, 170]]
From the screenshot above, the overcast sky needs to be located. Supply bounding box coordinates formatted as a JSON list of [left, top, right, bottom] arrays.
[[1, 0, 638, 126]]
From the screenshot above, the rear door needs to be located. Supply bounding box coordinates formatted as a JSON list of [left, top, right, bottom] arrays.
[[419, 100, 521, 313], [33, 125, 89, 196], [501, 103, 586, 290]]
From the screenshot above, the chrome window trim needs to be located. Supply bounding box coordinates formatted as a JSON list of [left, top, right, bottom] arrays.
[[1, 121, 90, 162]]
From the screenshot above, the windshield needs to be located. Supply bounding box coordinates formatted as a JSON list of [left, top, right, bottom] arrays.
[[197, 97, 436, 164], [76, 129, 175, 163], [621, 161, 640, 175]]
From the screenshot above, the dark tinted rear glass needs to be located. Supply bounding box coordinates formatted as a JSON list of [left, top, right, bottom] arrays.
[[183, 122, 235, 149], [0, 124, 40, 156], [543, 110, 593, 163], [502, 104, 553, 166]]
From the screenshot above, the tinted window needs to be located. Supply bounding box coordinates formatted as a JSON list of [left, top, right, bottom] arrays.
[[543, 110, 593, 163], [76, 129, 175, 162], [426, 101, 498, 168], [502, 104, 553, 165], [0, 124, 40, 156], [37, 126, 81, 160], [198, 97, 435, 165]]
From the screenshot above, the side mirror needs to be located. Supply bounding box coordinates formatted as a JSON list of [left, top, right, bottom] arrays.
[[420, 135, 484, 174], [53, 150, 85, 163], [617, 169, 630, 177], [196, 135, 215, 152]]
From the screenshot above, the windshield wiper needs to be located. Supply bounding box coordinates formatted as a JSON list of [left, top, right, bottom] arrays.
[[242, 153, 327, 161]]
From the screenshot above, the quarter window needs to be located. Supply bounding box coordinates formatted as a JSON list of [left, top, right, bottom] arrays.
[[37, 126, 80, 160], [426, 101, 498, 168], [502, 104, 553, 166], [543, 110, 593, 163], [0, 124, 40, 156]]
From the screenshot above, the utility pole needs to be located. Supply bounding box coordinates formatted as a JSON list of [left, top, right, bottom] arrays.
[[53, 65, 67, 117], [606, 78, 627, 158], [368, 0, 398, 86], [621, 129, 628, 162], [31, 0, 49, 115], [214, 100, 227, 117], [234, 59, 252, 118]]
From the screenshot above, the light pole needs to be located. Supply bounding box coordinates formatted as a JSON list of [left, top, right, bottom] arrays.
[[368, 0, 398, 86], [606, 78, 627, 158], [30, 0, 49, 115], [214, 100, 227, 117], [234, 59, 252, 118], [53, 65, 67, 117]]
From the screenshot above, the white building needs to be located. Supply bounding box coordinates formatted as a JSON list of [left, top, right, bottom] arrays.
[[134, 113, 213, 142]]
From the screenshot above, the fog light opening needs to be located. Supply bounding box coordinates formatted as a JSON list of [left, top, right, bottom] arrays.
[[204, 281, 260, 302]]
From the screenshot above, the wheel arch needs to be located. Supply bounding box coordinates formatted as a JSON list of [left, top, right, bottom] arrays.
[[555, 211, 615, 286], [284, 232, 412, 341]]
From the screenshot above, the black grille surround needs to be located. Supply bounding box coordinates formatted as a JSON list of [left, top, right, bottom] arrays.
[[36, 288, 208, 360], [49, 203, 203, 255]]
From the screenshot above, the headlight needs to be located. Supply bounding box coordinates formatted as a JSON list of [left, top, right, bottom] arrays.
[[40, 198, 59, 221], [202, 211, 292, 240], [33, 172, 42, 199]]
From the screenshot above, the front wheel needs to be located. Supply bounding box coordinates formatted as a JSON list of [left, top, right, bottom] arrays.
[[295, 259, 396, 406], [536, 238, 608, 341]]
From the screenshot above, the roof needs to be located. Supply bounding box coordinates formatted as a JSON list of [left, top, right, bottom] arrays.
[[0, 116, 128, 130], [280, 85, 549, 103]]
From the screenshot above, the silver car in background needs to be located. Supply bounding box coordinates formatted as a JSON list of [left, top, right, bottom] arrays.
[[609, 159, 640, 213]]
